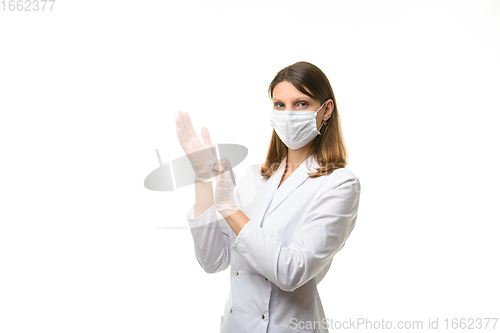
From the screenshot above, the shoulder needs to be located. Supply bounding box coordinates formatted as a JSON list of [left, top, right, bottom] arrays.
[[329, 167, 360, 185], [306, 165, 360, 196], [235, 163, 262, 186], [251, 163, 263, 174], [240, 163, 262, 177], [241, 163, 265, 179], [327, 167, 361, 197], [236, 163, 271, 188]]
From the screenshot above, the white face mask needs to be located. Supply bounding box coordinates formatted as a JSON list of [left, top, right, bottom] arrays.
[[270, 101, 327, 150]]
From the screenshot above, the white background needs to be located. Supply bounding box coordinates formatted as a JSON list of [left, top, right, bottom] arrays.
[[1, 0, 499, 332]]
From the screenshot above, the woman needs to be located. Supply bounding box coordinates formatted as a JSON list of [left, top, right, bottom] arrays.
[[175, 61, 361, 333]]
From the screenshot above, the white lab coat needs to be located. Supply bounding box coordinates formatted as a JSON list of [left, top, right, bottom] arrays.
[[186, 154, 361, 333]]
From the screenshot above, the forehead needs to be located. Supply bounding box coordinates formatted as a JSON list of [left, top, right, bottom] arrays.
[[272, 81, 312, 100]]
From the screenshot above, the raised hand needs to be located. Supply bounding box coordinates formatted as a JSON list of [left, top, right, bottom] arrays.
[[175, 111, 218, 182]]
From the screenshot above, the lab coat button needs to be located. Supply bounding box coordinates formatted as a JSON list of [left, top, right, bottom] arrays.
[[235, 271, 239, 276], [265, 277, 268, 281], [261, 314, 265, 319], [230, 307, 233, 313]]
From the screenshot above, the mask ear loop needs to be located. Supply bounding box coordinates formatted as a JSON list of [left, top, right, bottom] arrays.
[[316, 101, 328, 133]]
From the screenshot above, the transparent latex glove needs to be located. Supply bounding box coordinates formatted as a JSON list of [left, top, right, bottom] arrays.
[[213, 158, 240, 218], [175, 111, 218, 182]]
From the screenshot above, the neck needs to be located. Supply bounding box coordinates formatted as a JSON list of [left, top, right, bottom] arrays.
[[285, 144, 313, 173]]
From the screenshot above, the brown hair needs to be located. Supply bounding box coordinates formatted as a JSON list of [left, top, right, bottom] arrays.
[[260, 61, 348, 179]]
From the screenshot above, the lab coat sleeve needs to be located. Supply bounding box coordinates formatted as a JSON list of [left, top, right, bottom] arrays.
[[186, 203, 232, 274], [231, 176, 361, 292]]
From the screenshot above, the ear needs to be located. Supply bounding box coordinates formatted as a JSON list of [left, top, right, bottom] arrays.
[[323, 99, 335, 121]]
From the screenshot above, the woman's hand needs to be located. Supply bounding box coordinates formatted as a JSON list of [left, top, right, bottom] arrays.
[[214, 158, 240, 218], [175, 111, 218, 182]]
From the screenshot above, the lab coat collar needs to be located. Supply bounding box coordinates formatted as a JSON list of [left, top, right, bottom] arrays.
[[264, 154, 320, 219]]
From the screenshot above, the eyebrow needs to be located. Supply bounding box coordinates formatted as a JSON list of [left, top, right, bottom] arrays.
[[272, 96, 311, 102]]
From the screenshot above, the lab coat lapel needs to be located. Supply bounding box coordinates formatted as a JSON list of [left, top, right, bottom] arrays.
[[251, 157, 286, 228], [264, 154, 318, 219]]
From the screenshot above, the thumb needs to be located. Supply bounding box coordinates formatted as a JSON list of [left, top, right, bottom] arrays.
[[220, 163, 235, 182]]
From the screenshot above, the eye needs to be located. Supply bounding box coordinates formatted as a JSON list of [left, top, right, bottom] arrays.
[[296, 101, 308, 109], [274, 102, 284, 108]]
